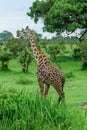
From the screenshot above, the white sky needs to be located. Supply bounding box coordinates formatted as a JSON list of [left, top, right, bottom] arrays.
[[0, 0, 55, 38]]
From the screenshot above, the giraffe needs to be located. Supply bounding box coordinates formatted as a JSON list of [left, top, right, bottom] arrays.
[[17, 26, 65, 103]]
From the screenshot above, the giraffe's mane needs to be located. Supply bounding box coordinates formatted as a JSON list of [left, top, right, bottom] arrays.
[[30, 31, 44, 54]]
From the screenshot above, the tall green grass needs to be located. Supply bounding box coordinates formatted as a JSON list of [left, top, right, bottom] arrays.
[[0, 84, 87, 130]]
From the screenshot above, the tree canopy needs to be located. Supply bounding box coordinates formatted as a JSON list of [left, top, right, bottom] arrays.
[[28, 0, 87, 38], [0, 31, 13, 41]]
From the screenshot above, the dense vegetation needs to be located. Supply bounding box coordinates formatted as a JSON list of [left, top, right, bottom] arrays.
[[0, 29, 87, 71]]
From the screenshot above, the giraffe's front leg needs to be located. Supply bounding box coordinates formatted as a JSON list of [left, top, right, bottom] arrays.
[[44, 83, 50, 98]]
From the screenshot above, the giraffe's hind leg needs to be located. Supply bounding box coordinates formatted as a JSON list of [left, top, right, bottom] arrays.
[[53, 82, 65, 104], [44, 83, 50, 98], [38, 79, 44, 97], [58, 91, 65, 104], [59, 80, 65, 104]]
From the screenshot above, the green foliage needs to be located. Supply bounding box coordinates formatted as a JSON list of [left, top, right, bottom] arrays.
[[0, 31, 13, 41], [48, 36, 80, 46], [6, 38, 22, 57], [27, 0, 54, 23], [0, 51, 12, 62], [1, 37, 32, 72], [18, 42, 32, 73], [0, 45, 13, 70], [72, 47, 81, 59], [47, 44, 60, 63], [0, 38, 22, 70], [28, 0, 87, 36], [63, 46, 72, 56], [80, 36, 87, 70]]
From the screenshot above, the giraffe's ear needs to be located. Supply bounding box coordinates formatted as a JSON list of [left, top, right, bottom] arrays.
[[26, 26, 29, 30]]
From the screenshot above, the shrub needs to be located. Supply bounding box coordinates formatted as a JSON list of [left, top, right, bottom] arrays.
[[0, 46, 13, 70], [72, 47, 81, 59], [47, 44, 60, 63], [80, 36, 87, 70]]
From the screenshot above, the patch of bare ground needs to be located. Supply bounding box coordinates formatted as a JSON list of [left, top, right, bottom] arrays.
[[81, 103, 87, 109]]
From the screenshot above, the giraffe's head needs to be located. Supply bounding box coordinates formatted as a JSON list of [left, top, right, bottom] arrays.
[[17, 26, 31, 39]]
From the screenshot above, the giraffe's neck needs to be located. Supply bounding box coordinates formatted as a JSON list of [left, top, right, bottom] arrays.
[[29, 32, 50, 66]]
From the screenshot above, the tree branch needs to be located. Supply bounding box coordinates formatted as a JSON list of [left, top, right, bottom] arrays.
[[79, 29, 87, 42]]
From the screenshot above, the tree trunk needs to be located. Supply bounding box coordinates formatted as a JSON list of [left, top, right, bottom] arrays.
[[22, 63, 28, 73]]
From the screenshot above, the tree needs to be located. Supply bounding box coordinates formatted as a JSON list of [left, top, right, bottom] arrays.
[[0, 31, 13, 41], [8, 38, 32, 73], [18, 41, 32, 73], [80, 35, 87, 70], [28, 0, 87, 39], [0, 37, 32, 72]]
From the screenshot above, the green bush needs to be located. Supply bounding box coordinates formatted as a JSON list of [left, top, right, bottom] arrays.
[[0, 51, 12, 61], [80, 36, 87, 70], [47, 44, 60, 63], [72, 47, 81, 59], [0, 46, 13, 70]]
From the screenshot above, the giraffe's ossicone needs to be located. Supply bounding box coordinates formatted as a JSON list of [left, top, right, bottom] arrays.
[[17, 26, 65, 104]]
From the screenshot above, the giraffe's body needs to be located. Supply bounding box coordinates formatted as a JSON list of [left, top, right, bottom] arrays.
[[37, 59, 65, 101], [18, 27, 65, 103]]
